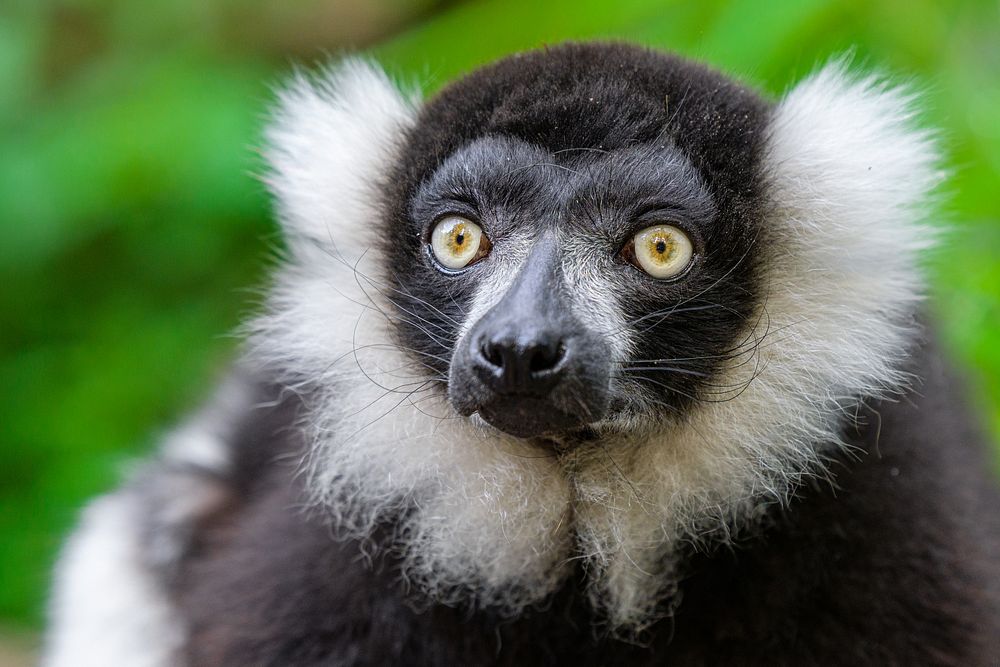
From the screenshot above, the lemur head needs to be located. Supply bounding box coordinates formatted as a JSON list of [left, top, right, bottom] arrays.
[[257, 43, 939, 630], [386, 48, 762, 440]]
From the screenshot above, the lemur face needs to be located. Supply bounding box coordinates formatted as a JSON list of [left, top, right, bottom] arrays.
[[382, 46, 767, 442], [261, 42, 936, 629], [401, 137, 747, 439]]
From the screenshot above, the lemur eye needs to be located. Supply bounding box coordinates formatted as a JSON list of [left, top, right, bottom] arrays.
[[626, 224, 694, 279], [430, 216, 491, 270]]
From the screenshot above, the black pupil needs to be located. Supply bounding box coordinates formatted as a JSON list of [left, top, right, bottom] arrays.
[[455, 233, 465, 246], [656, 240, 667, 254]]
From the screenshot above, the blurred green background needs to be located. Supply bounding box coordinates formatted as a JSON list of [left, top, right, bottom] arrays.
[[1, 0, 998, 655]]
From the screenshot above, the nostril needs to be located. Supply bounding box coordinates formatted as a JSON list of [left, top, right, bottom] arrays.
[[480, 341, 504, 369], [527, 342, 565, 374]]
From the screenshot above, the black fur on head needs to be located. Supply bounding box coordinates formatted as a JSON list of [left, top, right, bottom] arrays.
[[378, 42, 773, 437]]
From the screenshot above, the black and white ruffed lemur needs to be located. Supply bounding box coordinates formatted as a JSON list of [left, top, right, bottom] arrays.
[[43, 42, 1000, 666]]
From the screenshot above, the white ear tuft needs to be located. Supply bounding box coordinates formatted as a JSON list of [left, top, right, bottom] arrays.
[[768, 59, 943, 257], [758, 60, 944, 423], [264, 59, 418, 259]]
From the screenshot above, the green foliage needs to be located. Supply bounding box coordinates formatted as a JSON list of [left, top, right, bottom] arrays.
[[0, 0, 997, 630]]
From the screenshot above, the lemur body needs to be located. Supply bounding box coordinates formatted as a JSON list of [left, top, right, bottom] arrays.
[[44, 44, 1000, 666]]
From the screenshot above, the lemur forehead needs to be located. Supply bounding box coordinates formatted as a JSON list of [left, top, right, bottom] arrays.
[[411, 135, 717, 239], [386, 42, 771, 246]]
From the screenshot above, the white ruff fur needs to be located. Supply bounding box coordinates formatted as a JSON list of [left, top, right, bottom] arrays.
[[43, 378, 251, 665], [251, 58, 940, 631], [43, 493, 185, 667]]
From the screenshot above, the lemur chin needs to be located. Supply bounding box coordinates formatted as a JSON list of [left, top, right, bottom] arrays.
[[44, 42, 1000, 666]]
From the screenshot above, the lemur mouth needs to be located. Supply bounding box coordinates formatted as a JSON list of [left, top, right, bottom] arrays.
[[472, 393, 607, 439], [471, 409, 600, 447], [527, 426, 603, 451], [529, 436, 563, 450]]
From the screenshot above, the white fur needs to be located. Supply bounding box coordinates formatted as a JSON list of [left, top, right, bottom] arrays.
[[43, 376, 254, 664], [42, 493, 184, 667], [159, 371, 252, 474], [252, 58, 940, 631], [264, 59, 419, 264]]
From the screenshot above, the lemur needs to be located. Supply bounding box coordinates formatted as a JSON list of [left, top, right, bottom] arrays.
[[43, 42, 1000, 666]]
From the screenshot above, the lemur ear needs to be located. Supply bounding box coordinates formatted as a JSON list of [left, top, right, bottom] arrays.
[[264, 59, 418, 260], [754, 61, 944, 415], [767, 60, 943, 262]]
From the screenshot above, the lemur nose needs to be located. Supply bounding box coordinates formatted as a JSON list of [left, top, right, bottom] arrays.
[[475, 332, 567, 394], [448, 237, 611, 437]]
